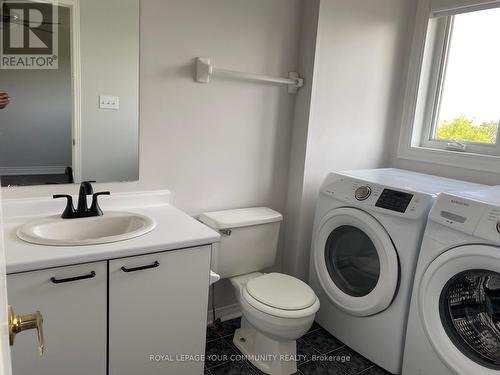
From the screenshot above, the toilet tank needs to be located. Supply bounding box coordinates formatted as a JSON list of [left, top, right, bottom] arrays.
[[199, 207, 283, 279]]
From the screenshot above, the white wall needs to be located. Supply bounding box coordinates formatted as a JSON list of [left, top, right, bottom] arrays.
[[283, 0, 413, 281], [282, 0, 320, 282], [388, 1, 500, 185]]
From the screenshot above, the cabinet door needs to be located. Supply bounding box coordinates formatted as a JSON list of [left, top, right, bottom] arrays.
[[109, 246, 211, 375], [7, 262, 107, 375]]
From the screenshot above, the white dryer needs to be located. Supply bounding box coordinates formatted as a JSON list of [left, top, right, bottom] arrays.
[[309, 169, 480, 374], [403, 187, 500, 375]]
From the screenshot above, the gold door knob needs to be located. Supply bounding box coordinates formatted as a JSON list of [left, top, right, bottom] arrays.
[[8, 305, 45, 356]]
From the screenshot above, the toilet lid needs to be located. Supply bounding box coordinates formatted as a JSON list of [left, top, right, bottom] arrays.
[[245, 273, 317, 311]]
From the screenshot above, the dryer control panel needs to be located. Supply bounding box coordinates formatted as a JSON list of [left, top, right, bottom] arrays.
[[321, 177, 431, 219], [375, 189, 414, 213]]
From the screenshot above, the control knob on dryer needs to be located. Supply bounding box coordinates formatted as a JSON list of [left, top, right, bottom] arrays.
[[355, 186, 372, 201]]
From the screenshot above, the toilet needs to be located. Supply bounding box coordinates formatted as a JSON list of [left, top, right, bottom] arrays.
[[199, 207, 320, 375]]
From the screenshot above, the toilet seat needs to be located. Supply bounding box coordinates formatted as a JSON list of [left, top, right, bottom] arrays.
[[246, 273, 317, 310], [242, 273, 320, 319]]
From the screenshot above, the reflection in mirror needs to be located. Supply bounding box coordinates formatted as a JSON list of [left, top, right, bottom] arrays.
[[0, 0, 139, 186]]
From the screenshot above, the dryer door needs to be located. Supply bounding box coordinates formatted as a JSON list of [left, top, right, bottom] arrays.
[[313, 207, 399, 317], [419, 245, 500, 375]]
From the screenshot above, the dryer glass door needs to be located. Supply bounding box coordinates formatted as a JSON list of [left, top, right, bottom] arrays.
[[313, 207, 399, 317], [324, 225, 380, 297]]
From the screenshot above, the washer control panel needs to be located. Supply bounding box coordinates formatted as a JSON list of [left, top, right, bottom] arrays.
[[476, 206, 500, 243], [430, 192, 500, 243], [429, 194, 484, 235]]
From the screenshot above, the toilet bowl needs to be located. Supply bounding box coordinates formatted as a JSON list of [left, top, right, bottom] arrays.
[[199, 207, 320, 375], [230, 272, 320, 374]]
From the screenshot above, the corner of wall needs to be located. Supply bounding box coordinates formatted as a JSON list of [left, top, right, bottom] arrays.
[[282, 0, 321, 281]]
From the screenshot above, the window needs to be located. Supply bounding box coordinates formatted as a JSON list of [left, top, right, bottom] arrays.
[[399, 0, 500, 171], [423, 7, 500, 154]]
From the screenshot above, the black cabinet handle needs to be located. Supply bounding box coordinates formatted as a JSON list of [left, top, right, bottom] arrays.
[[121, 261, 160, 273], [50, 271, 96, 284]]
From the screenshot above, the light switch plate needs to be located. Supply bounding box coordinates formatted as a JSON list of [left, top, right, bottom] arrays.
[[99, 95, 120, 110]]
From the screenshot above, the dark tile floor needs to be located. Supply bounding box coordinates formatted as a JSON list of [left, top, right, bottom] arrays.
[[205, 317, 392, 375]]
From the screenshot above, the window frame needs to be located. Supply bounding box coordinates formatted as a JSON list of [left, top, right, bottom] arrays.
[[397, 0, 500, 173]]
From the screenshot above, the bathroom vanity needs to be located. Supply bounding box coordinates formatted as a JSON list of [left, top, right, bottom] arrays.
[[2, 191, 220, 375]]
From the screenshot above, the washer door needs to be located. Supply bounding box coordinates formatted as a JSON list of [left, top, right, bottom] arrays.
[[419, 245, 500, 375], [313, 208, 399, 317]]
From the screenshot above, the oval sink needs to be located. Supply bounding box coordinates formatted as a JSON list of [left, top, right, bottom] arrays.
[[17, 212, 156, 246]]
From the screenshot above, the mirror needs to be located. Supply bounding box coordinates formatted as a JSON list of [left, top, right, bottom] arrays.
[[0, 0, 139, 186]]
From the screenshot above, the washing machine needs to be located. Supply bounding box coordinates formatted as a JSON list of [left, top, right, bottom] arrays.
[[403, 187, 500, 375], [308, 169, 481, 374]]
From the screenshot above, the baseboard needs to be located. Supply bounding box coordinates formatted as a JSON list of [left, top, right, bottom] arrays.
[[207, 303, 241, 324], [0, 166, 67, 176]]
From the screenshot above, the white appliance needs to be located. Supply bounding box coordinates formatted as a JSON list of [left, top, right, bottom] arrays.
[[403, 187, 500, 375], [308, 169, 481, 374], [200, 207, 320, 375]]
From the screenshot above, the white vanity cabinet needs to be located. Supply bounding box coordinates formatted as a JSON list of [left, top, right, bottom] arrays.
[[7, 245, 212, 375], [108, 245, 211, 375], [7, 262, 108, 375]]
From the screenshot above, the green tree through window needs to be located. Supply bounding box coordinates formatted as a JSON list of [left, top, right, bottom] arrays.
[[435, 116, 498, 144]]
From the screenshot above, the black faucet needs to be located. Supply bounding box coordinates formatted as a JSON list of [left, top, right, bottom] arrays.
[[53, 181, 110, 219], [77, 181, 94, 213]]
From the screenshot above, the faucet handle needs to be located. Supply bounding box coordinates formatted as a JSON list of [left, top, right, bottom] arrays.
[[53, 194, 75, 219], [90, 192, 110, 216]]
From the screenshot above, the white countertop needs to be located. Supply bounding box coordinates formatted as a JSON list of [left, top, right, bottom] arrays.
[[2, 190, 221, 274]]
